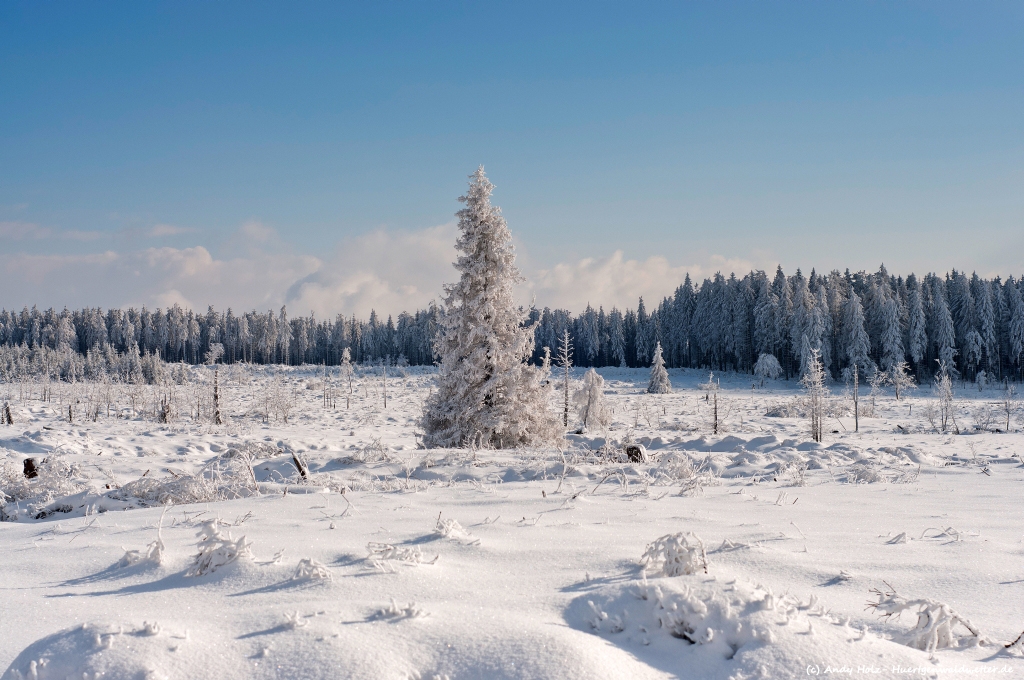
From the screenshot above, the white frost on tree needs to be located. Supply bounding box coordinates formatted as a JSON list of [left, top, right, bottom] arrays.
[[421, 167, 560, 449], [647, 342, 671, 394], [573, 368, 611, 432], [753, 353, 782, 381]]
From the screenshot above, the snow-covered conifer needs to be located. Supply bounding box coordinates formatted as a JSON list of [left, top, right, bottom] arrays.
[[647, 341, 671, 394], [907, 277, 928, 368], [421, 168, 560, 448], [879, 296, 905, 372]]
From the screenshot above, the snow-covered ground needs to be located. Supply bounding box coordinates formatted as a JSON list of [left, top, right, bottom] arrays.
[[2, 365, 1023, 679]]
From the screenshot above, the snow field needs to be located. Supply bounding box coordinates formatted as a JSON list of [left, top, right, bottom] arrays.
[[1, 366, 1024, 678]]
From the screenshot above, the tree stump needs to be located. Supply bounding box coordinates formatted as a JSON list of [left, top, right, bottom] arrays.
[[624, 444, 647, 463]]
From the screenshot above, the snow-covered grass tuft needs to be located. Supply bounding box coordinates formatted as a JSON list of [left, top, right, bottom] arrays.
[[868, 582, 986, 651], [433, 514, 470, 540], [118, 508, 168, 568], [186, 519, 253, 577], [367, 542, 436, 568], [640, 532, 708, 577], [371, 598, 428, 621], [292, 558, 332, 581]]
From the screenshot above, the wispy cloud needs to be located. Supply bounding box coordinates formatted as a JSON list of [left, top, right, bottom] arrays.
[[0, 222, 778, 316], [148, 223, 195, 237], [0, 221, 50, 240]]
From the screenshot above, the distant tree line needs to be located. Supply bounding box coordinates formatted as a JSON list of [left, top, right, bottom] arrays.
[[3, 265, 1024, 382]]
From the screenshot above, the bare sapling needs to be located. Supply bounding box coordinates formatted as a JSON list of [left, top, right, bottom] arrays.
[[341, 348, 353, 409], [852, 363, 859, 432], [382, 361, 388, 409], [934, 360, 958, 434], [1001, 383, 1018, 432], [698, 372, 721, 435], [800, 348, 828, 443], [556, 330, 574, 428], [889, 361, 917, 401]]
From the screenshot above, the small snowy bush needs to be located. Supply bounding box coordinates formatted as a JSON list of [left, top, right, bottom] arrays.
[[0, 454, 87, 520], [573, 368, 612, 431], [640, 532, 708, 576], [753, 353, 783, 381], [186, 519, 253, 576]]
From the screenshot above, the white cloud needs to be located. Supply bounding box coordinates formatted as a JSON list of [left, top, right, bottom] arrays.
[[284, 224, 458, 318], [0, 221, 776, 317], [0, 221, 50, 240], [522, 250, 759, 311]]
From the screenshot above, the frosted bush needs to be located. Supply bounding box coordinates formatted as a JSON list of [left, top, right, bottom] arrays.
[[186, 519, 253, 576], [868, 584, 985, 652], [573, 368, 612, 431], [640, 532, 708, 577], [112, 453, 258, 507], [753, 353, 783, 381], [0, 454, 87, 520]]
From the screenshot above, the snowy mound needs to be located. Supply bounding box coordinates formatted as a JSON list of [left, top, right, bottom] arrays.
[[568, 575, 952, 679], [1, 621, 224, 680]]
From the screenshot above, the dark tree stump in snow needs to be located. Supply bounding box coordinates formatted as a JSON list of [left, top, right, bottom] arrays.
[[23, 458, 38, 479], [624, 445, 646, 463]]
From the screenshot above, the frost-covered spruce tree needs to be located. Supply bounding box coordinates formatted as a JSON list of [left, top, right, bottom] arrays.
[[647, 341, 671, 394], [421, 168, 560, 449]]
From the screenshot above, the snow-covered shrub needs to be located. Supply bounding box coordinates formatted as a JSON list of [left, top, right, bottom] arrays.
[[573, 368, 612, 432], [186, 519, 253, 576], [0, 454, 87, 521], [112, 452, 259, 507], [753, 353, 783, 381], [868, 583, 985, 652], [293, 558, 332, 581], [640, 532, 708, 576]]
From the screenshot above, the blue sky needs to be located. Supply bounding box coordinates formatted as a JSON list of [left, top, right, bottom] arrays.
[[1, 2, 1022, 315]]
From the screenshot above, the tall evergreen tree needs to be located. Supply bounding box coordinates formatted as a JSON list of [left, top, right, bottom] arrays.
[[421, 168, 559, 448]]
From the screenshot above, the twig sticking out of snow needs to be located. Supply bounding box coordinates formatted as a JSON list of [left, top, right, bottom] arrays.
[[640, 532, 708, 577], [867, 582, 985, 652], [293, 558, 332, 581], [186, 519, 253, 576], [284, 611, 308, 629]]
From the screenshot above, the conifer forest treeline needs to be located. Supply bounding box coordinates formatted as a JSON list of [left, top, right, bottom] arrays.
[[3, 266, 1024, 383]]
